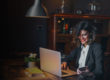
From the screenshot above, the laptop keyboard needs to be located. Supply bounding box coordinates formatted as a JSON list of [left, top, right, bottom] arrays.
[[62, 71, 68, 75]]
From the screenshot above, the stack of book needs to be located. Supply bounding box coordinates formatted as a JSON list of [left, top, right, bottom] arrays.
[[24, 67, 46, 79]]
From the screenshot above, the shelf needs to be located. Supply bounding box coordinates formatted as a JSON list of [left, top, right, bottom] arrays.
[[25, 16, 50, 18], [57, 33, 110, 37], [52, 14, 110, 20], [56, 34, 72, 43], [56, 33, 110, 43], [96, 34, 110, 37], [56, 33, 72, 37]]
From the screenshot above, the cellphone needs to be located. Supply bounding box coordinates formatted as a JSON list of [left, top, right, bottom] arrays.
[[79, 67, 87, 71]]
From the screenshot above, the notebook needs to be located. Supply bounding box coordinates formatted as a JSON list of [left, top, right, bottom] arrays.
[[39, 47, 76, 77]]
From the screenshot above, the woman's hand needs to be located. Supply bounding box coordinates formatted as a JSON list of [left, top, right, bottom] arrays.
[[77, 66, 89, 74], [77, 68, 82, 74], [61, 62, 68, 70]]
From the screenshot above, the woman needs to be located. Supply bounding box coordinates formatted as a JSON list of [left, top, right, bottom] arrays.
[[61, 20, 104, 80]]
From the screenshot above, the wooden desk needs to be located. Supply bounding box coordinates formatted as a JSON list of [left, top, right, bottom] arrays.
[[1, 59, 78, 80], [3, 66, 78, 80], [14, 68, 77, 80], [13, 71, 78, 80]]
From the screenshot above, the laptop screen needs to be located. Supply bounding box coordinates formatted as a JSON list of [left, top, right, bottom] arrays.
[[40, 47, 62, 77]]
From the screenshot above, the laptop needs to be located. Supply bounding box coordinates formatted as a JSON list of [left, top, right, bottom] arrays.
[[39, 47, 76, 77]]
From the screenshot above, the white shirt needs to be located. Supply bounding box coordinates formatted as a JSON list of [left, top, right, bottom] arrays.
[[78, 45, 90, 68]]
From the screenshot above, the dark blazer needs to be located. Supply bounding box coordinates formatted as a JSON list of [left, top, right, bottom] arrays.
[[64, 42, 104, 80]]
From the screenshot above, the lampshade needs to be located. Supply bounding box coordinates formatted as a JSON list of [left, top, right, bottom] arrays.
[[26, 0, 47, 17]]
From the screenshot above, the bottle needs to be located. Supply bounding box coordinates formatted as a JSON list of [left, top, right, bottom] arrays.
[[62, 23, 66, 33], [69, 27, 73, 34], [61, 0, 65, 13], [65, 23, 69, 33], [88, 0, 101, 15]]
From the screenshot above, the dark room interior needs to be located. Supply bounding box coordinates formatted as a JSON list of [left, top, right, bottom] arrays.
[[1, 0, 110, 80]]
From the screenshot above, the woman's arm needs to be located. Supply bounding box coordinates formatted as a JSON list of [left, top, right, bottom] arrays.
[[62, 48, 78, 62], [93, 43, 104, 79], [61, 48, 78, 69]]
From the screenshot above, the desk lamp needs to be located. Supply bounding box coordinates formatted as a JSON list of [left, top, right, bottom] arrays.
[[26, 0, 47, 17]]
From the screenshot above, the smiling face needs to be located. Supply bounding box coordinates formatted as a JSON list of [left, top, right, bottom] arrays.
[[78, 30, 89, 46]]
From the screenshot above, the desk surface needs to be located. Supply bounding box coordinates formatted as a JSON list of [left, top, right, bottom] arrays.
[[2, 59, 78, 80], [43, 70, 77, 80], [4, 67, 78, 80], [20, 68, 78, 80]]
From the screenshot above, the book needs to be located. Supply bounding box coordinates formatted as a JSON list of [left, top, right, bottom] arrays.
[[24, 67, 45, 78]]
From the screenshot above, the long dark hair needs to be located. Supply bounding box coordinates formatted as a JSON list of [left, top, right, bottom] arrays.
[[73, 20, 97, 47]]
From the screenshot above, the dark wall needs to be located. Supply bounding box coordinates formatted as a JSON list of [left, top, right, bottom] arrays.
[[8, 18, 48, 53], [7, 0, 48, 54]]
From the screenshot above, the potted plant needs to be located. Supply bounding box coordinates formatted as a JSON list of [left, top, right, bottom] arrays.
[[24, 53, 38, 68]]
